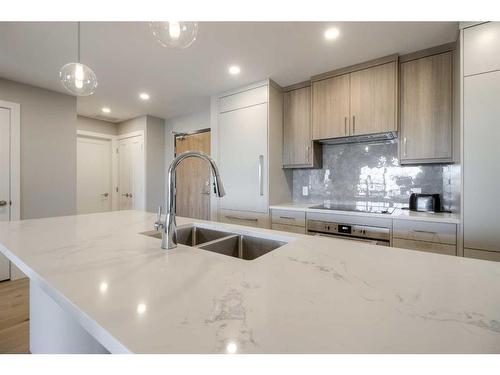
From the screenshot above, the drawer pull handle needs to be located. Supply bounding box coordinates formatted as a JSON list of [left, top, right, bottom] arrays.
[[279, 216, 296, 220], [225, 215, 258, 222], [412, 230, 437, 235]]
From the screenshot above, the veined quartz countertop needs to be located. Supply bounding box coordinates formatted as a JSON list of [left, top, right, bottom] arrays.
[[1, 210, 498, 354], [269, 203, 461, 224]]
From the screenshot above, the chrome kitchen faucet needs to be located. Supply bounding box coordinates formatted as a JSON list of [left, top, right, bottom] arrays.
[[154, 151, 226, 250]]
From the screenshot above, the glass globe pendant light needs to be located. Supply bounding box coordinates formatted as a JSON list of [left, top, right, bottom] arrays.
[[149, 21, 198, 49], [59, 22, 98, 96]]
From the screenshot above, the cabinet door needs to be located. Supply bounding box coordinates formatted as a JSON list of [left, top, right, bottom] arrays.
[[400, 52, 453, 163], [464, 22, 500, 76], [312, 74, 350, 140], [393, 238, 456, 256], [218, 103, 268, 213], [464, 71, 500, 252], [350, 62, 397, 135], [283, 87, 312, 166]]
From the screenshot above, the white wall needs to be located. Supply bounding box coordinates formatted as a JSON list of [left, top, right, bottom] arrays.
[[77, 115, 118, 135], [145, 116, 165, 213], [0, 78, 77, 219], [118, 116, 146, 135]]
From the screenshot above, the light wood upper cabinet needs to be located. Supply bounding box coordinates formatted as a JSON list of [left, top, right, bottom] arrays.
[[349, 61, 398, 136], [400, 51, 453, 163], [283, 87, 311, 166], [311, 74, 350, 140]]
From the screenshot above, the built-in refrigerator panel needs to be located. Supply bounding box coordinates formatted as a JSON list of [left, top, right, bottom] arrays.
[[463, 67, 500, 252], [218, 103, 269, 213]]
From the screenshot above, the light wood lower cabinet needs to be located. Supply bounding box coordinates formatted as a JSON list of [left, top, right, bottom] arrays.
[[400, 51, 453, 163], [464, 248, 500, 262], [270, 209, 306, 234], [350, 61, 398, 135], [392, 219, 457, 257], [271, 223, 306, 234], [218, 209, 270, 229], [393, 238, 456, 256]]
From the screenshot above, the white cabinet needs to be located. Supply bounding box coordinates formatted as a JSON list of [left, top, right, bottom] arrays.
[[218, 103, 268, 213], [463, 22, 500, 254], [0, 254, 9, 281], [464, 22, 500, 76], [215, 81, 291, 221], [463, 71, 500, 252]]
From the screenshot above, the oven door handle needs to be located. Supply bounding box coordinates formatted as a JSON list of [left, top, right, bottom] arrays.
[[308, 231, 387, 245]]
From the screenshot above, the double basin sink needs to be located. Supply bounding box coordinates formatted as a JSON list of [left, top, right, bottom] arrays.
[[142, 225, 288, 261]]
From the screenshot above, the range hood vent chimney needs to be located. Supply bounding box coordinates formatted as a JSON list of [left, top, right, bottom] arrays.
[[318, 131, 397, 145]]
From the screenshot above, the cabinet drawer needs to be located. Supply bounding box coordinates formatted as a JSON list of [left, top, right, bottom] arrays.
[[271, 209, 306, 226], [218, 209, 270, 229], [393, 238, 456, 256], [464, 248, 500, 262], [219, 85, 268, 113], [272, 223, 306, 234], [393, 220, 457, 245]]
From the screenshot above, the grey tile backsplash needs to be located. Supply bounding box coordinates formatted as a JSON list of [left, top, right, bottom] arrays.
[[292, 140, 460, 212]]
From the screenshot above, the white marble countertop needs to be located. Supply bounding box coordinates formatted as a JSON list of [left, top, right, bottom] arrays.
[[1, 210, 498, 353], [270, 203, 461, 224]]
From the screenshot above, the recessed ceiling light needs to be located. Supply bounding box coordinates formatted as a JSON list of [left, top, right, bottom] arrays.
[[101, 107, 111, 113], [324, 27, 340, 41], [228, 65, 241, 75], [139, 92, 150, 100]]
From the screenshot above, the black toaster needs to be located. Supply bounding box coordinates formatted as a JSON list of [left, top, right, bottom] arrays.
[[409, 193, 442, 212]]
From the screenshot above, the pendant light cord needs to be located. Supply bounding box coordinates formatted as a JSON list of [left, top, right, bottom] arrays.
[[77, 21, 81, 63]]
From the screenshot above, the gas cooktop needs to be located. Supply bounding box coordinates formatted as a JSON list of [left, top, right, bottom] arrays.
[[309, 203, 395, 215]]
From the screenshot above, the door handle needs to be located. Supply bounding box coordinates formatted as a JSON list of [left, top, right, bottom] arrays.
[[305, 146, 310, 163], [258, 155, 264, 196], [403, 137, 408, 157], [101, 193, 109, 197], [0, 200, 7, 207], [344, 116, 347, 135], [121, 193, 129, 197], [352, 115, 356, 134]]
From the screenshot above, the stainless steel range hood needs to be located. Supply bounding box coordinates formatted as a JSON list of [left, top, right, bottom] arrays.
[[318, 131, 397, 145]]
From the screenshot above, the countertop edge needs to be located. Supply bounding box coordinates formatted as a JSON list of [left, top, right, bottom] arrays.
[[269, 204, 461, 224], [0, 243, 132, 354]]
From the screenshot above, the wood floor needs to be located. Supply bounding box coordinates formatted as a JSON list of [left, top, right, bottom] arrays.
[[0, 278, 29, 354]]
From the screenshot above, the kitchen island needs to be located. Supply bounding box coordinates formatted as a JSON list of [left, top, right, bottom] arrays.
[[0, 210, 499, 353]]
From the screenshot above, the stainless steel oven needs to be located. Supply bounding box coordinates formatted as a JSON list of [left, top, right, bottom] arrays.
[[307, 219, 390, 246]]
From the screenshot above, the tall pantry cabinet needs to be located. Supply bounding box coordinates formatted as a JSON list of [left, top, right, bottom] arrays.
[[462, 22, 500, 261], [213, 80, 292, 228]]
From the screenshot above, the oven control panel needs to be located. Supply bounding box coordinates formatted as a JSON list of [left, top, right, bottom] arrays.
[[306, 220, 390, 242]]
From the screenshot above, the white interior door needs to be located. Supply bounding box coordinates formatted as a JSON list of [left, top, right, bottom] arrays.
[[118, 139, 132, 210], [0, 107, 11, 280], [118, 135, 144, 210], [218, 103, 268, 213], [77, 136, 112, 214]]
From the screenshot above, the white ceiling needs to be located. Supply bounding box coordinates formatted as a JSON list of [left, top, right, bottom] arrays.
[[0, 22, 458, 122]]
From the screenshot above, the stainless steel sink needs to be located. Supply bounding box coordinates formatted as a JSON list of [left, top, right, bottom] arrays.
[[176, 226, 231, 246], [141, 225, 287, 261], [199, 234, 286, 260]]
